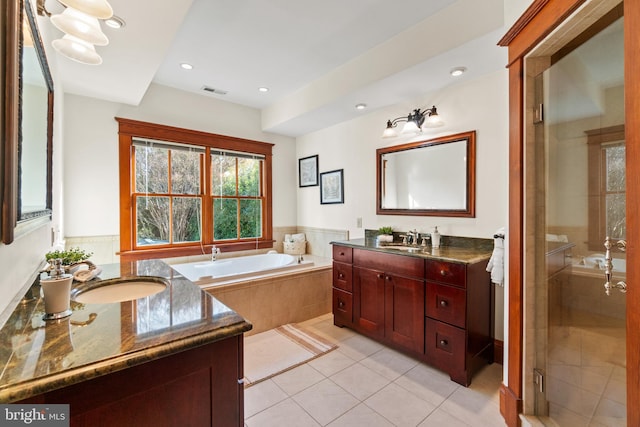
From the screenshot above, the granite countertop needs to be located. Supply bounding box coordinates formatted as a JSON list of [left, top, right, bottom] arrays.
[[0, 260, 252, 403], [332, 238, 493, 264]]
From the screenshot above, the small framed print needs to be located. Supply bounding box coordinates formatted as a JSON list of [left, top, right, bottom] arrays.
[[298, 155, 319, 187], [320, 169, 344, 204]]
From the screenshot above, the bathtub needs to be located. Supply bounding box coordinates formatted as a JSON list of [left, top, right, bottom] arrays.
[[571, 253, 626, 278], [170, 253, 314, 286]]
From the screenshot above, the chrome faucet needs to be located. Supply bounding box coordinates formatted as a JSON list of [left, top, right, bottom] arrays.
[[211, 246, 221, 261], [406, 229, 418, 245]]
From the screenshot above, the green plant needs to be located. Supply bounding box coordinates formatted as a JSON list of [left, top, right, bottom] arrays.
[[378, 226, 394, 235], [45, 247, 93, 265]]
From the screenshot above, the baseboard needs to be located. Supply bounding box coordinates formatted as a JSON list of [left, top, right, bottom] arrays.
[[494, 339, 504, 364]]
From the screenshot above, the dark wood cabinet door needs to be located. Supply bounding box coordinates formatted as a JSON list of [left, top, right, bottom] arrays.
[[354, 266, 385, 338], [384, 274, 425, 354]]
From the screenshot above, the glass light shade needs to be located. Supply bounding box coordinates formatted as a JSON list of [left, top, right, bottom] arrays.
[[52, 35, 102, 65], [423, 113, 444, 128], [59, 0, 113, 19], [51, 7, 108, 46], [400, 120, 420, 135], [382, 126, 398, 138]]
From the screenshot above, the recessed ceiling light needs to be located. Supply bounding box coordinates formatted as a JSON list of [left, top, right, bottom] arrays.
[[180, 63, 193, 70], [258, 87, 269, 92], [104, 15, 126, 29], [450, 67, 467, 77], [355, 103, 367, 110]]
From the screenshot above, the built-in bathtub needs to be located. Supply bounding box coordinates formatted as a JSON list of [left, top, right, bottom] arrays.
[[167, 252, 332, 335]]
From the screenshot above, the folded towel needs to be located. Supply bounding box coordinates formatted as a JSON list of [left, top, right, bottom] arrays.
[[73, 266, 102, 282], [486, 228, 505, 286]]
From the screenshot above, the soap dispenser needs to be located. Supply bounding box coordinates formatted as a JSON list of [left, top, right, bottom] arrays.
[[431, 226, 441, 249]]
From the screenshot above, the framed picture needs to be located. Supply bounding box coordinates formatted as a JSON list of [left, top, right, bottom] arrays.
[[320, 169, 344, 204], [298, 155, 319, 187]]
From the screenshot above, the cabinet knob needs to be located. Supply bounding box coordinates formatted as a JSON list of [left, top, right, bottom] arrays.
[[439, 339, 448, 346], [440, 270, 447, 276], [340, 252, 345, 256], [338, 273, 344, 279], [440, 300, 448, 307], [377, 273, 384, 279], [386, 276, 392, 281], [338, 301, 345, 308]]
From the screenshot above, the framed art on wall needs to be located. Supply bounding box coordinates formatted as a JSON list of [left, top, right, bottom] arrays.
[[298, 155, 319, 187], [320, 169, 344, 204]]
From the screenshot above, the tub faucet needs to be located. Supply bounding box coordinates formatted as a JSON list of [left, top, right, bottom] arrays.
[[211, 246, 221, 261]]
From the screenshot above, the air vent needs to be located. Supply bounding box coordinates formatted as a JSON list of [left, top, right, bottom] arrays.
[[201, 86, 228, 95]]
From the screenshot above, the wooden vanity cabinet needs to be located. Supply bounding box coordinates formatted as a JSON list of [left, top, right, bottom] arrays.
[[332, 244, 492, 386], [424, 259, 493, 386]]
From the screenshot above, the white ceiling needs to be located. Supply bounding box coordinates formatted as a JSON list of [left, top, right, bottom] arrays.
[[37, 0, 509, 137]]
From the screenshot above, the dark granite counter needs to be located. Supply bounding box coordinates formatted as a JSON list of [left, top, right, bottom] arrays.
[[332, 237, 493, 264], [0, 260, 252, 403]]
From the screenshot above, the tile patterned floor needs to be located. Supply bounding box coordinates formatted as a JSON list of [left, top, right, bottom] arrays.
[[244, 314, 505, 427]]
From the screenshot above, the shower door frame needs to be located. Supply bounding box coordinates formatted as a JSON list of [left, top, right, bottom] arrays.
[[498, 1, 640, 426]]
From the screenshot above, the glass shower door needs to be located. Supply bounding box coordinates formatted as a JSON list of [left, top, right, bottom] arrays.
[[535, 16, 626, 426]]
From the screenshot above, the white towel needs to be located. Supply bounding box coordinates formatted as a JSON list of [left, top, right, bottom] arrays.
[[486, 227, 505, 286]]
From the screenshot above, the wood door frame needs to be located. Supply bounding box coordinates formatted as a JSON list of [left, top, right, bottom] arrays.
[[498, 1, 639, 426]]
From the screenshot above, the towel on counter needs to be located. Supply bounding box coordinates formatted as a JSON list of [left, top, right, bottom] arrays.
[[486, 227, 505, 286]]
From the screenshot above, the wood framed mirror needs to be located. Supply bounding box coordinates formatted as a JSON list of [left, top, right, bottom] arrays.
[[2, 0, 54, 244], [376, 130, 476, 217]]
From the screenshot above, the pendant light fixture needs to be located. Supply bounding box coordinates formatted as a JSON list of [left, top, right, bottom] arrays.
[[50, 7, 109, 46], [52, 34, 103, 65]]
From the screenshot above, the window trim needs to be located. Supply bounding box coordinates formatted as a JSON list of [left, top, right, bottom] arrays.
[[117, 117, 274, 261], [586, 124, 625, 251]]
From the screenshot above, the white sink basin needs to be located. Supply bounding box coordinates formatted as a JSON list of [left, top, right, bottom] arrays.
[[73, 277, 168, 304]]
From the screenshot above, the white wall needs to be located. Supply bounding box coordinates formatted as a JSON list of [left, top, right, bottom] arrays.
[[296, 70, 509, 240], [63, 83, 298, 238]]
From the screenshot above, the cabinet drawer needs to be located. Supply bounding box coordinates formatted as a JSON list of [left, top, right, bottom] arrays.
[[425, 318, 465, 372], [354, 249, 424, 279], [333, 262, 352, 292], [426, 283, 466, 328], [426, 260, 466, 288], [333, 245, 353, 263], [333, 288, 353, 326]]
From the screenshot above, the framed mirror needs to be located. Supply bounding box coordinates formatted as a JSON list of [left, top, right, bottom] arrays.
[[2, 0, 54, 244], [377, 130, 475, 217]]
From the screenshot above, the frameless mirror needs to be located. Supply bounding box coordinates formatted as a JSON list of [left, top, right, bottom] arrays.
[[377, 131, 475, 217], [2, 0, 53, 244]]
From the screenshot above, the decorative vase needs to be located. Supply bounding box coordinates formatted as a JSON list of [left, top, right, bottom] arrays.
[[41, 274, 73, 320]]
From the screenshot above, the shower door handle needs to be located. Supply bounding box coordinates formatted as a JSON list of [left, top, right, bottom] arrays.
[[603, 236, 627, 296]]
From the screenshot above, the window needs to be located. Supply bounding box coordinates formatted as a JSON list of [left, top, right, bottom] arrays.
[[586, 125, 625, 250], [118, 118, 274, 260]]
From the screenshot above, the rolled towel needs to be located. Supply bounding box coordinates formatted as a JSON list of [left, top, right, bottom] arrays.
[[73, 266, 102, 282]]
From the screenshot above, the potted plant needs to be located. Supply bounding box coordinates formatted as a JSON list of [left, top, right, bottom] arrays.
[[377, 226, 394, 243], [45, 247, 93, 273]]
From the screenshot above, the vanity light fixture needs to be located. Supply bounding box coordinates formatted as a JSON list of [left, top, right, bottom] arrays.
[[37, 0, 118, 65], [382, 105, 443, 138]]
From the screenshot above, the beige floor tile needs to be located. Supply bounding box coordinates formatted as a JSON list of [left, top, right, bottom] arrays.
[[338, 334, 385, 361], [418, 407, 472, 427], [312, 321, 357, 342], [330, 362, 391, 400], [293, 378, 360, 425], [394, 363, 459, 406], [308, 348, 356, 376], [245, 399, 321, 427], [244, 379, 288, 418], [440, 385, 505, 427], [360, 347, 419, 381], [365, 382, 436, 426], [327, 403, 394, 427], [272, 363, 326, 396]]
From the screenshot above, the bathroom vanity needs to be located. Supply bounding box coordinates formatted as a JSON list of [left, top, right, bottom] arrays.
[[332, 238, 493, 386], [0, 260, 252, 426]]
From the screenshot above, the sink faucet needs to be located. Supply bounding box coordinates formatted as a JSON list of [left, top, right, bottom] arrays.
[[407, 229, 418, 245], [211, 246, 221, 261]]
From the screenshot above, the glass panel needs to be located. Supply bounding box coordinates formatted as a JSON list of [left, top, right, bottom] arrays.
[[240, 199, 261, 238], [136, 196, 170, 246], [171, 150, 200, 194], [213, 198, 238, 240], [135, 146, 169, 193], [172, 197, 201, 243], [238, 157, 260, 196], [537, 16, 625, 426], [211, 154, 237, 196]]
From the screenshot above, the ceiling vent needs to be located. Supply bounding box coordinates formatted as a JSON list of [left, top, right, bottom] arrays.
[[201, 86, 228, 95]]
